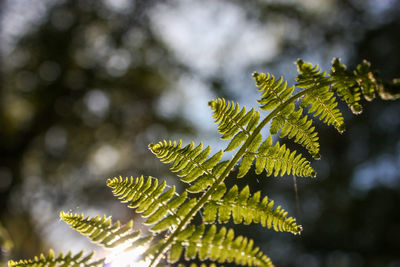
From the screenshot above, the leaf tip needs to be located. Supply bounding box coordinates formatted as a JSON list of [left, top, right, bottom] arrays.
[[208, 99, 218, 110], [350, 104, 363, 115], [337, 123, 346, 133], [148, 143, 158, 153], [311, 170, 317, 178], [313, 153, 321, 160]]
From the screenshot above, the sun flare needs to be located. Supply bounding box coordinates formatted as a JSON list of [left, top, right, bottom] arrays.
[[106, 245, 150, 267]]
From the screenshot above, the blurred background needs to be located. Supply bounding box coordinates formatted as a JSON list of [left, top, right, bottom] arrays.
[[1, 0, 400, 266]]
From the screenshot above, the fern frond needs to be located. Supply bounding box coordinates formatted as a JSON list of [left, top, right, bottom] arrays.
[[168, 225, 273, 267], [253, 136, 315, 178], [330, 58, 363, 114], [253, 72, 295, 111], [202, 183, 302, 235], [60, 212, 149, 249], [208, 98, 260, 151], [148, 140, 225, 192], [354, 60, 376, 101], [296, 59, 345, 133], [107, 176, 196, 232], [252, 71, 320, 158], [330, 57, 399, 112], [8, 249, 104, 267], [270, 106, 320, 159]]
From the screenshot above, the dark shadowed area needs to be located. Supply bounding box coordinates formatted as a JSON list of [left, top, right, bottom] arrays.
[[1, 0, 399, 267]]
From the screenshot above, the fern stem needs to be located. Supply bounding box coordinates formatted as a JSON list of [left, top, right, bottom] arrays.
[[148, 87, 312, 266]]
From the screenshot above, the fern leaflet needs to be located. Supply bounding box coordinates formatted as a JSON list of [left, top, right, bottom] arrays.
[[253, 72, 295, 111], [252, 136, 315, 178], [270, 105, 320, 159], [148, 140, 228, 193], [8, 250, 104, 267], [209, 98, 260, 152], [60, 212, 150, 249], [354, 60, 377, 101], [296, 59, 345, 133], [107, 176, 197, 232], [202, 183, 302, 234], [330, 58, 363, 114], [168, 225, 273, 267]]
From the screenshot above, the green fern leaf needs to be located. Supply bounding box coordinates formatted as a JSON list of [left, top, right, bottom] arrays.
[[253, 136, 316, 178], [271, 107, 320, 159], [354, 60, 376, 101], [169, 224, 273, 267], [107, 176, 196, 232], [187, 175, 213, 193], [252, 70, 320, 158], [208, 98, 260, 150], [253, 72, 295, 111], [358, 62, 400, 100], [60, 212, 148, 249], [149, 140, 223, 185], [296, 59, 346, 133], [8, 249, 104, 267], [202, 183, 302, 235], [330, 58, 363, 114], [169, 242, 184, 263]]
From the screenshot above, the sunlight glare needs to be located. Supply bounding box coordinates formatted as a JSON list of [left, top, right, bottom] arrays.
[[106, 245, 150, 267]]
